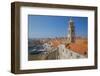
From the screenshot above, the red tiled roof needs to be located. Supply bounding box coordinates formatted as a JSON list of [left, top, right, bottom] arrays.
[[66, 42, 88, 55], [49, 39, 88, 56], [50, 40, 62, 47]]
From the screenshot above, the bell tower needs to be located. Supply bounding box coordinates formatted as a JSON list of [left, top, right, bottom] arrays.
[[67, 17, 75, 43]]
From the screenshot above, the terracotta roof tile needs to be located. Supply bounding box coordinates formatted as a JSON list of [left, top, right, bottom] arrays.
[[49, 39, 88, 56], [66, 40, 88, 55]]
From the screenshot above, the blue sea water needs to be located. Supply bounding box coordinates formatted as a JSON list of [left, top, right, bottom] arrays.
[[28, 45, 44, 55]]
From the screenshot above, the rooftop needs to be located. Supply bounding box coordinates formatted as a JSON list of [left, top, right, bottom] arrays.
[[49, 38, 88, 56]]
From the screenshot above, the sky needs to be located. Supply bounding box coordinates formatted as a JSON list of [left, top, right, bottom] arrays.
[[28, 15, 88, 39]]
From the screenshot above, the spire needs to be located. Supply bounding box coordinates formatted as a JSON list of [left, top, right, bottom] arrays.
[[67, 17, 75, 43], [69, 17, 73, 23]]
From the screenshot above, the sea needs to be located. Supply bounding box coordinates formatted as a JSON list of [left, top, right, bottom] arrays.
[[28, 45, 44, 55]]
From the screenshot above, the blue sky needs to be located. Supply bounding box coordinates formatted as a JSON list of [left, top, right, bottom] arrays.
[[28, 15, 88, 38]]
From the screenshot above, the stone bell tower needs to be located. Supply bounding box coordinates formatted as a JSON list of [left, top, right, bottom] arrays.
[[67, 17, 75, 43]]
